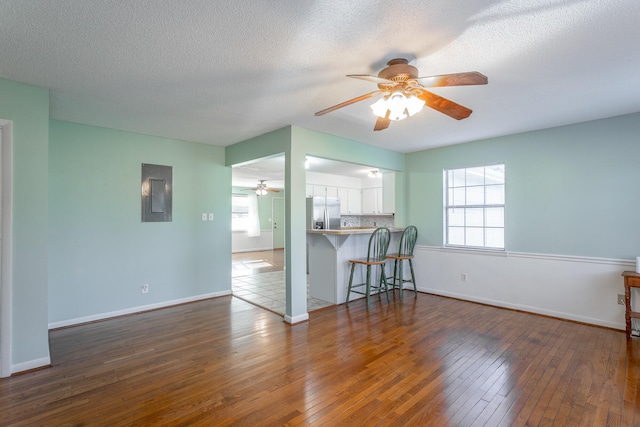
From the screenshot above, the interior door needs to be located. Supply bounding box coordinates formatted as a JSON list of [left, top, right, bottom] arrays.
[[272, 197, 285, 250]]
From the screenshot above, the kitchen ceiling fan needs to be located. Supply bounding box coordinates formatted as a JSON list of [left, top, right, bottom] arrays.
[[253, 180, 280, 196], [315, 58, 488, 131]]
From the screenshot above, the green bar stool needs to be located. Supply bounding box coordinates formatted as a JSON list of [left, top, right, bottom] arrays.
[[386, 225, 418, 300], [346, 227, 391, 310]]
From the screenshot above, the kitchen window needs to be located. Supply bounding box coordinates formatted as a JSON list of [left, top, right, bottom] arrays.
[[445, 164, 505, 249]]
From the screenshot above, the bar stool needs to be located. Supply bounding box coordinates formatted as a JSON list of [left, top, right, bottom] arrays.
[[386, 225, 418, 300], [346, 227, 391, 310]]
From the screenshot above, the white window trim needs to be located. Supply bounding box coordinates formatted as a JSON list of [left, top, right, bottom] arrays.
[[444, 163, 505, 251]]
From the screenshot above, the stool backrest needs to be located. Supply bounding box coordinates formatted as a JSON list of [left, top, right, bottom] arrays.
[[398, 225, 418, 256], [367, 227, 391, 262]]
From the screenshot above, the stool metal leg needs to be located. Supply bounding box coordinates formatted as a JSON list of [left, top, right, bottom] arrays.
[[346, 262, 355, 304], [365, 265, 372, 310], [408, 259, 417, 293], [398, 259, 404, 300], [392, 259, 399, 290], [379, 265, 390, 303]]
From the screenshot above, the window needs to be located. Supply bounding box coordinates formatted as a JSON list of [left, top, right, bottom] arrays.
[[445, 164, 505, 249], [232, 194, 249, 231]]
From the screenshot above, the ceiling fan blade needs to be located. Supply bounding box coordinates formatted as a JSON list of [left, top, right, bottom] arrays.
[[315, 90, 383, 116], [418, 72, 488, 88], [373, 109, 391, 131], [347, 74, 396, 85], [266, 188, 280, 192], [373, 117, 391, 131], [418, 90, 473, 120]]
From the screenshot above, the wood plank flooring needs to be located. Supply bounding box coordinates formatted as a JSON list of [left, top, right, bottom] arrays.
[[1, 293, 640, 426]]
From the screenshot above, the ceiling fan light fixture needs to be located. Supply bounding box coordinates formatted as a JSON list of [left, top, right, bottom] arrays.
[[256, 188, 267, 196], [370, 96, 389, 118], [370, 92, 425, 121], [368, 169, 381, 178], [387, 92, 409, 121]]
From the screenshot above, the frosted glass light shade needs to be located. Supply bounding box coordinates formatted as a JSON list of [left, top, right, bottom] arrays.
[[370, 92, 425, 121], [370, 97, 388, 118], [405, 95, 425, 116], [387, 92, 408, 121]]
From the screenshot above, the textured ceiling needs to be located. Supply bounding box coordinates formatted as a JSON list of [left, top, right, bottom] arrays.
[[1, 0, 639, 155]]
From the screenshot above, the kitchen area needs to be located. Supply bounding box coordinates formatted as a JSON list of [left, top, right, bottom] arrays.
[[306, 163, 404, 305], [232, 155, 404, 314]]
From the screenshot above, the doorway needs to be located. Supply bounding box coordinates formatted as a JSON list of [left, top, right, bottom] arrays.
[[272, 197, 284, 250]]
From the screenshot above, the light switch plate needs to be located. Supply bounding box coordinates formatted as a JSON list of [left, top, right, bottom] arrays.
[[201, 213, 207, 221], [208, 213, 214, 221]]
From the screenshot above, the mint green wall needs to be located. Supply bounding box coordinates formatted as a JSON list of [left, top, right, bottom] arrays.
[[291, 126, 405, 171], [406, 112, 640, 259], [0, 79, 50, 367], [49, 120, 231, 323], [225, 127, 290, 167]]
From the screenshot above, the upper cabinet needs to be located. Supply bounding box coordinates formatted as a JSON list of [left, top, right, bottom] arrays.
[[347, 188, 362, 214], [337, 187, 348, 214], [307, 170, 395, 215], [361, 187, 382, 214], [336, 187, 362, 214], [311, 185, 339, 198]]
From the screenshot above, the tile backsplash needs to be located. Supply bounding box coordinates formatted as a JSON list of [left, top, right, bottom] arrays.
[[341, 215, 394, 228]]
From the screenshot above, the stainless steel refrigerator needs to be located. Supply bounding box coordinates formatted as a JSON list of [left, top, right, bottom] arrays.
[[306, 196, 341, 230]]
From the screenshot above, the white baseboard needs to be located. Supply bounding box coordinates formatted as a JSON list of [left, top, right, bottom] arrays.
[[284, 313, 309, 324], [12, 356, 51, 375], [418, 286, 622, 330], [232, 247, 273, 253], [48, 290, 232, 330]]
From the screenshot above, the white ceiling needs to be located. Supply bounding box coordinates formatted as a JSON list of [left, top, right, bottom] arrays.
[[1, 0, 639, 157]]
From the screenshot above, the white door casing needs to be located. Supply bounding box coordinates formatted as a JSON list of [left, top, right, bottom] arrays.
[[0, 119, 13, 378]]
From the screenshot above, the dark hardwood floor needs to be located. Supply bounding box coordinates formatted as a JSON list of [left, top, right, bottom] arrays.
[[2, 292, 640, 426]]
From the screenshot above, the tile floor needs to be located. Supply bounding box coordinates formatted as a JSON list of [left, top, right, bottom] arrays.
[[232, 271, 333, 315], [231, 250, 333, 315]]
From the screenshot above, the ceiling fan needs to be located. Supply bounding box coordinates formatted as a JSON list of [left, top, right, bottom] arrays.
[[315, 58, 488, 131], [253, 180, 280, 196]]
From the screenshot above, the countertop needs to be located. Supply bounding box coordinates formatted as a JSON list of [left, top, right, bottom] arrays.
[[307, 227, 405, 235]]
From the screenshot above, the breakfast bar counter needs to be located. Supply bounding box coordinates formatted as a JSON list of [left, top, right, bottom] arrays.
[[306, 227, 404, 304]]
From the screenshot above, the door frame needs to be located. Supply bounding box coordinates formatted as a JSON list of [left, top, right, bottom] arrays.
[[0, 119, 13, 378]]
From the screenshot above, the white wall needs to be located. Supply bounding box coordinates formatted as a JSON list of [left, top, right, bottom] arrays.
[[413, 246, 633, 330]]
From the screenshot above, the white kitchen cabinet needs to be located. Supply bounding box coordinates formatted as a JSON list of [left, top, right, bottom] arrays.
[[312, 185, 339, 198], [337, 187, 349, 214], [347, 188, 362, 214], [306, 184, 314, 198], [312, 185, 326, 197], [362, 187, 383, 214]]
